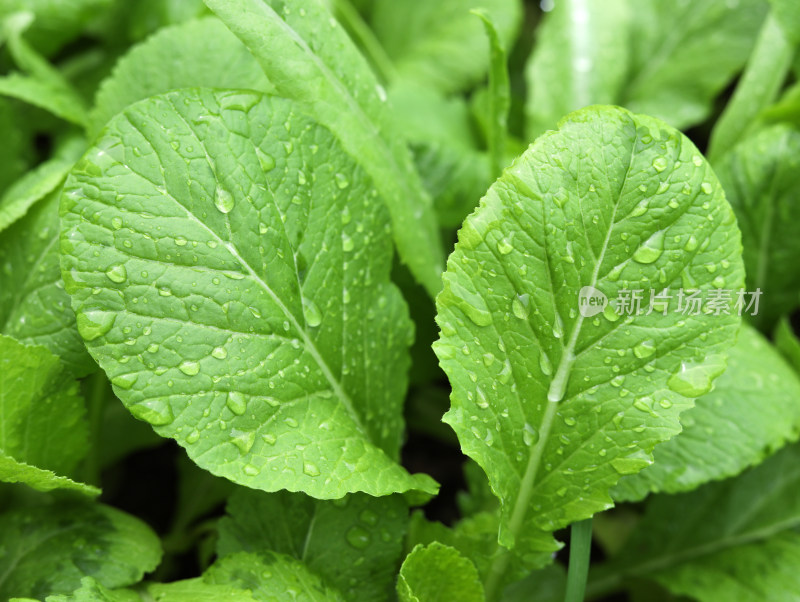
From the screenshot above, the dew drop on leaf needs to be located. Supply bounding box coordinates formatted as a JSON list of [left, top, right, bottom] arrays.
[[511, 294, 530, 320], [230, 428, 255, 454], [523, 423, 539, 446], [130, 399, 174, 426], [303, 462, 320, 477], [256, 148, 276, 171], [105, 264, 127, 283], [633, 230, 665, 264], [539, 351, 553, 376], [111, 373, 137, 390], [633, 340, 656, 359], [346, 525, 371, 549], [179, 360, 200, 376], [652, 156, 668, 172], [243, 464, 260, 476], [226, 391, 247, 415], [214, 185, 235, 213], [211, 346, 228, 359], [302, 297, 322, 327], [76, 309, 115, 341]]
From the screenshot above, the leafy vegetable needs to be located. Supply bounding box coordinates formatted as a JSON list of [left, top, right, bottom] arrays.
[[435, 105, 743, 594], [60, 88, 435, 498], [2, 1, 800, 599]]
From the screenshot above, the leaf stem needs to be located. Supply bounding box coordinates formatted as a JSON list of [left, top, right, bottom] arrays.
[[564, 518, 593, 602], [83, 370, 109, 485], [331, 0, 398, 84]]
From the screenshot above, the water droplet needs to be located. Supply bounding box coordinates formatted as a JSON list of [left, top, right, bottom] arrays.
[[611, 451, 652, 475], [539, 351, 553, 376], [227, 391, 247, 415], [334, 173, 350, 189], [76, 309, 115, 341], [668, 360, 721, 397], [212, 346, 227, 359], [564, 416, 576, 426], [112, 373, 137, 390], [303, 297, 322, 327], [342, 234, 354, 252], [712, 276, 725, 288], [511, 294, 530, 320], [684, 235, 698, 251], [243, 464, 260, 476], [633, 340, 656, 359], [633, 230, 665, 264], [303, 462, 320, 477], [359, 509, 378, 526], [701, 182, 713, 194], [186, 429, 200, 444], [346, 526, 370, 549], [523, 423, 539, 446], [256, 148, 276, 171], [130, 399, 173, 426], [111, 217, 123, 230], [214, 185, 235, 213], [105, 264, 127, 283], [552, 314, 565, 339], [230, 428, 255, 454], [498, 360, 513, 385], [175, 236, 187, 246], [652, 156, 668, 172], [497, 237, 513, 255], [284, 417, 299, 428], [692, 155, 703, 167], [482, 353, 496, 367], [177, 360, 199, 376], [147, 343, 159, 353], [259, 222, 268, 234], [262, 433, 277, 445], [630, 199, 648, 217]]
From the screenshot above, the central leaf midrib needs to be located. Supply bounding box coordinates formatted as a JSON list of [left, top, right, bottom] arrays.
[[120, 112, 370, 440]]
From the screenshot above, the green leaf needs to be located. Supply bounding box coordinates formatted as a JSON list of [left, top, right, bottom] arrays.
[[205, 552, 345, 602], [0, 500, 162, 599], [0, 335, 97, 495], [60, 89, 436, 498], [204, 0, 445, 297], [148, 578, 258, 602], [613, 323, 800, 500], [0, 15, 88, 126], [0, 145, 78, 232], [707, 12, 795, 162], [473, 10, 510, 180], [775, 317, 800, 374], [370, 0, 521, 94], [623, 0, 768, 129], [397, 542, 485, 602], [46, 578, 141, 602], [0, 186, 95, 377], [434, 106, 744, 594], [524, 0, 630, 139], [89, 17, 273, 138], [218, 489, 407, 601], [589, 444, 800, 602], [769, 0, 800, 42], [0, 98, 31, 195], [714, 124, 800, 330]]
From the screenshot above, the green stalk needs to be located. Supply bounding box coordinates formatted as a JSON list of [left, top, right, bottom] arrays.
[[331, 0, 398, 84], [84, 371, 109, 485], [564, 518, 593, 602], [707, 12, 795, 163]]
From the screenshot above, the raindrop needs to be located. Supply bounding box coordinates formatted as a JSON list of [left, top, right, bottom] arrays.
[[633, 340, 656, 359], [212, 346, 228, 359], [539, 351, 553, 376], [76, 309, 115, 341], [214, 185, 235, 213], [346, 526, 371, 549], [511, 294, 530, 320], [130, 399, 174, 426], [523, 423, 539, 446], [632, 230, 665, 264], [243, 464, 261, 476], [179, 360, 200, 376], [652, 156, 668, 172], [230, 428, 255, 454], [303, 297, 322, 327], [226, 391, 247, 415], [303, 462, 320, 477], [105, 264, 127, 283]]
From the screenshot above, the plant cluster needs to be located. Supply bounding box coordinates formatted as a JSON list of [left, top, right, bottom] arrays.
[[1, 0, 800, 601]]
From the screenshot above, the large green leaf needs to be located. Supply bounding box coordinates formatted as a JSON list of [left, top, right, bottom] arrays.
[[206, 552, 345, 602], [0, 500, 161, 600], [370, 0, 521, 94], [434, 106, 743, 594], [60, 88, 436, 498], [89, 17, 273, 138], [613, 323, 800, 500], [524, 0, 630, 139], [0, 335, 97, 495], [397, 543, 485, 602], [204, 0, 444, 297], [769, 0, 800, 42], [589, 444, 800, 602], [218, 489, 407, 601], [0, 190, 95, 376], [715, 124, 800, 330], [622, 0, 767, 129]]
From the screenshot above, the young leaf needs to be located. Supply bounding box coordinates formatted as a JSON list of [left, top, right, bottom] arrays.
[[370, 0, 521, 94], [397, 542, 485, 602], [473, 10, 510, 180], [434, 106, 743, 593], [0, 335, 97, 495], [205, 552, 345, 601], [0, 190, 95, 376], [204, 0, 445, 296], [707, 12, 795, 162], [589, 444, 800, 602], [524, 0, 630, 139], [89, 17, 273, 138], [218, 489, 407, 601], [0, 500, 162, 599], [613, 323, 800, 500], [714, 124, 800, 330], [0, 142, 79, 232], [60, 89, 436, 498], [622, 0, 768, 129]]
